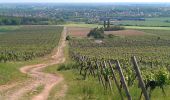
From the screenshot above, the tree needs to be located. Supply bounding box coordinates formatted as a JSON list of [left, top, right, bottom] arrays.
[[87, 27, 105, 39], [66, 35, 71, 41]]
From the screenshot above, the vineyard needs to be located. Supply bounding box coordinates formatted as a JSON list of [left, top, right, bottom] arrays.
[[68, 28, 170, 99], [0, 25, 63, 62]]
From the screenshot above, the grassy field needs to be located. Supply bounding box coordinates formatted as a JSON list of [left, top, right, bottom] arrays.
[[0, 62, 27, 85], [0, 26, 21, 32], [65, 23, 170, 30], [125, 26, 170, 30], [113, 17, 170, 27], [0, 25, 63, 85]]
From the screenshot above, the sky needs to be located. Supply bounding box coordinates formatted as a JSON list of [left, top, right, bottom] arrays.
[[0, 0, 170, 3]]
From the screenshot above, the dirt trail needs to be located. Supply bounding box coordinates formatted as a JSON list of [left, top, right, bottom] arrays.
[[0, 27, 67, 100]]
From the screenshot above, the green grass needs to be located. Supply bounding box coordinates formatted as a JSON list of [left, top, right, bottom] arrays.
[[0, 62, 27, 85], [113, 17, 170, 27], [125, 26, 170, 30], [0, 54, 53, 85], [47, 82, 63, 100], [44, 45, 120, 100], [0, 26, 21, 32]]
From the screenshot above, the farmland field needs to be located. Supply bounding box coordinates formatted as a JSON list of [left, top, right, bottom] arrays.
[[113, 17, 170, 27], [66, 23, 170, 30], [0, 25, 63, 62], [67, 27, 170, 99], [2, 2, 170, 100], [70, 28, 170, 65], [67, 27, 91, 37], [68, 27, 147, 37], [0, 25, 63, 85]]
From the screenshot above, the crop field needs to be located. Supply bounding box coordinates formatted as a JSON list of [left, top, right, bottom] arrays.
[[0, 25, 63, 62], [70, 29, 170, 65], [67, 27, 91, 37], [66, 23, 170, 31], [104, 30, 146, 36], [2, 3, 170, 100], [113, 17, 170, 27], [68, 27, 170, 99], [68, 27, 147, 37]]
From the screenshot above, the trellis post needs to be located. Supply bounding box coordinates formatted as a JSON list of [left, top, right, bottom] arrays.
[[131, 56, 150, 100], [108, 60, 124, 100], [116, 60, 132, 100]]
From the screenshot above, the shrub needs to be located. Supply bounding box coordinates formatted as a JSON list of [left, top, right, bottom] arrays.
[[66, 35, 71, 41], [87, 27, 105, 39]]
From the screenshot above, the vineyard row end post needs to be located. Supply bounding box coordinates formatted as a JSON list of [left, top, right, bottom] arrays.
[[115, 60, 132, 100], [131, 56, 150, 100], [108, 60, 124, 100]]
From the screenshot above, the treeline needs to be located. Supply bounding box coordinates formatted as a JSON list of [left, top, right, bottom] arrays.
[[0, 16, 65, 25], [103, 19, 125, 31]]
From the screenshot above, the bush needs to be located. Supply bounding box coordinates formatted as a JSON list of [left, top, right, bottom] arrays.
[[87, 27, 105, 39], [66, 35, 71, 41]]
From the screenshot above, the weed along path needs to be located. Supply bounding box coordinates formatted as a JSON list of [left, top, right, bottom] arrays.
[[0, 27, 67, 100]]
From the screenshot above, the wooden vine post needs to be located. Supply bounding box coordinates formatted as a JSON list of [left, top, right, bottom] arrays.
[[79, 56, 85, 75], [131, 56, 150, 100], [116, 60, 132, 100], [108, 60, 124, 100]]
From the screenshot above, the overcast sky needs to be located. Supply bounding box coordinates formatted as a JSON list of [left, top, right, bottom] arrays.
[[0, 0, 170, 3]]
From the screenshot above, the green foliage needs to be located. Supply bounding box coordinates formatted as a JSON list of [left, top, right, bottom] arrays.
[[66, 35, 71, 41], [70, 28, 170, 66], [0, 16, 65, 25], [0, 26, 63, 62], [57, 62, 78, 71], [155, 68, 170, 86], [0, 63, 27, 85], [87, 27, 105, 39]]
